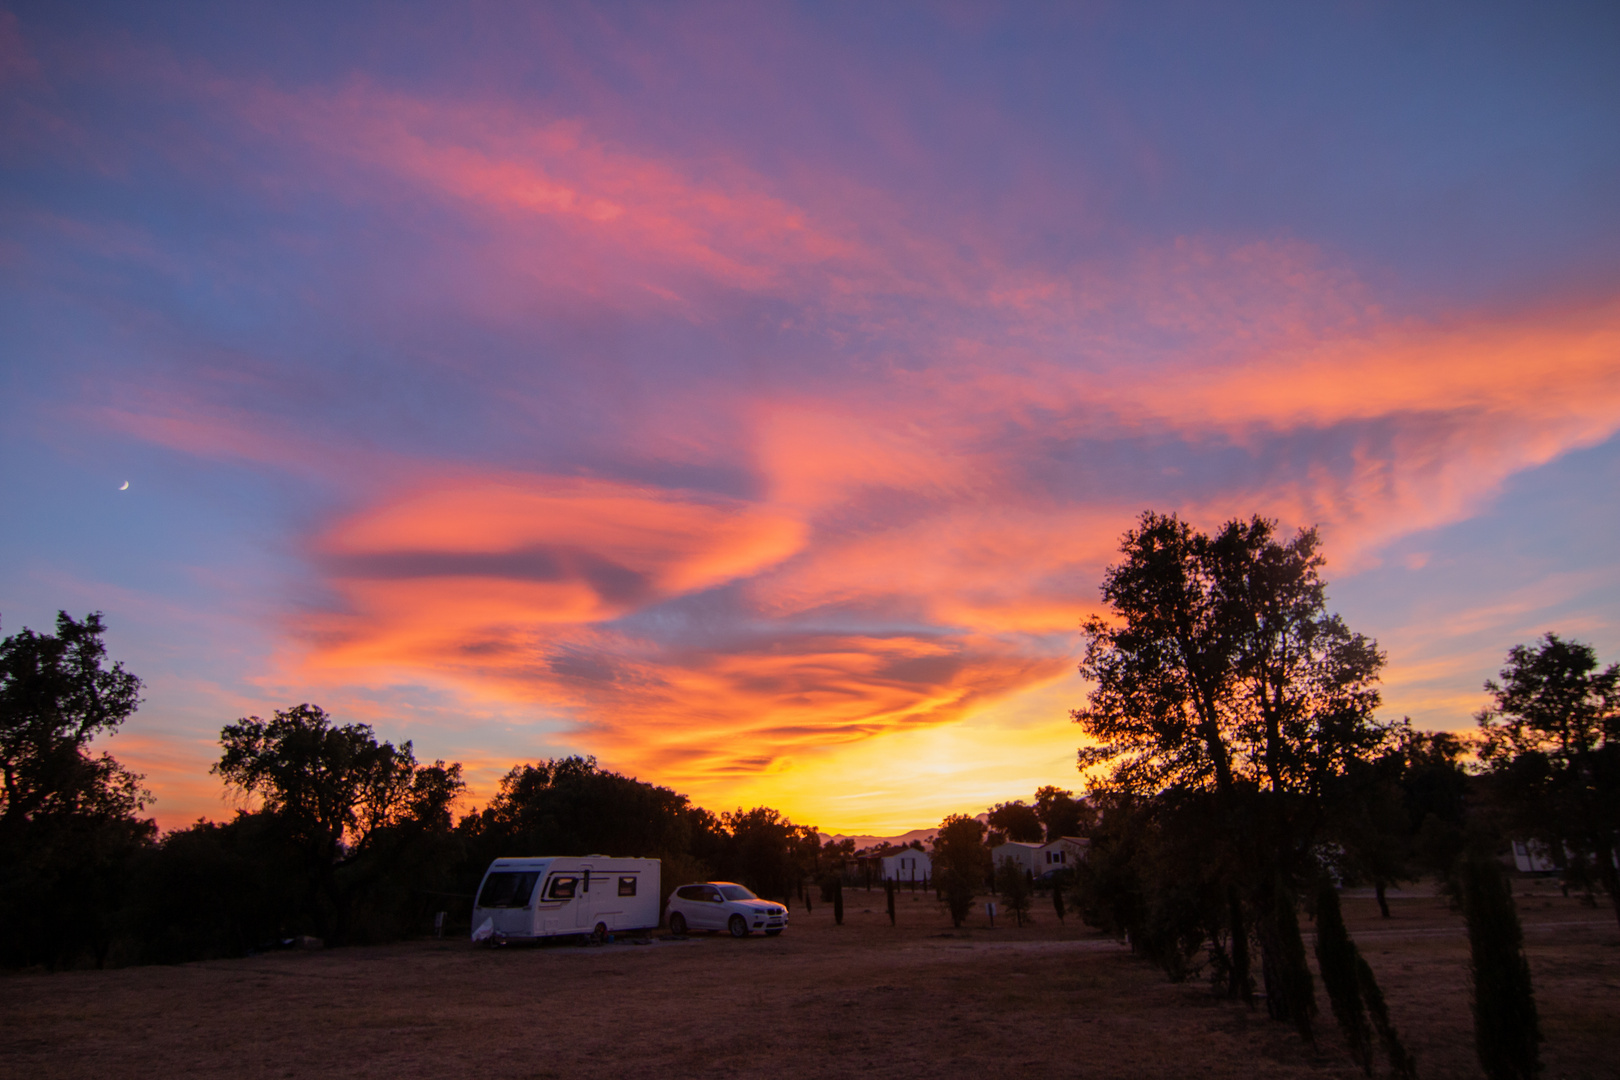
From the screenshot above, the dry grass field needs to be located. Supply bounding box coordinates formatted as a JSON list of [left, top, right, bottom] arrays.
[[2, 884, 1616, 1080]]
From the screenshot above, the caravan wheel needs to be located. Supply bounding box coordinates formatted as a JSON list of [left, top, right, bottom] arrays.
[[592, 922, 609, 944]]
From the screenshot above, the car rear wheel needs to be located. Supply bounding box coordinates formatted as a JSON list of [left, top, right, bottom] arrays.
[[729, 914, 749, 938], [669, 912, 687, 936]]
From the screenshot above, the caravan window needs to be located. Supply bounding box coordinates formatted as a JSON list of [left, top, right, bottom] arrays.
[[477, 871, 540, 909], [618, 876, 637, 896], [545, 875, 580, 900]]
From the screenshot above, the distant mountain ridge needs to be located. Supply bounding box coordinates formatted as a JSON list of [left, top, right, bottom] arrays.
[[819, 827, 937, 850], [819, 814, 989, 850]]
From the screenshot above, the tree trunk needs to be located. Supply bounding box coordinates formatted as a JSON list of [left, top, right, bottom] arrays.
[[1258, 881, 1316, 1044], [1375, 880, 1390, 919], [1228, 886, 1252, 1003]]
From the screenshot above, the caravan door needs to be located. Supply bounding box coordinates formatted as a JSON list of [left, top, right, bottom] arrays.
[[537, 870, 582, 936], [575, 868, 595, 930]]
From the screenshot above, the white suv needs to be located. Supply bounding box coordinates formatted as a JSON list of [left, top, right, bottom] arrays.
[[666, 882, 788, 937]]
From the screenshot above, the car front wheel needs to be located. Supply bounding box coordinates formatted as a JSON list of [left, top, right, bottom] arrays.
[[669, 912, 687, 936], [728, 914, 749, 938]]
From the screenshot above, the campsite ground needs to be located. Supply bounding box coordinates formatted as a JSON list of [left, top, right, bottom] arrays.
[[2, 884, 1616, 1079]]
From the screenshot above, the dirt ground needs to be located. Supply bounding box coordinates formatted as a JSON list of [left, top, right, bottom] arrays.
[[3, 883, 1616, 1080]]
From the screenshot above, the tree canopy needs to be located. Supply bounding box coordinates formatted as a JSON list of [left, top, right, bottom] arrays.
[[0, 612, 152, 968], [0, 611, 146, 833], [1076, 512, 1389, 802], [213, 704, 465, 941], [1073, 511, 1397, 1021], [933, 813, 989, 926], [987, 799, 1043, 843], [1033, 785, 1093, 841], [1477, 633, 1620, 926], [215, 704, 462, 862]]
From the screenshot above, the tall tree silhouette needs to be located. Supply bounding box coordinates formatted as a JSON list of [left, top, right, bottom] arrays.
[[214, 704, 464, 942], [1478, 633, 1620, 927], [0, 612, 152, 967], [1075, 511, 1394, 1026], [934, 814, 988, 927]]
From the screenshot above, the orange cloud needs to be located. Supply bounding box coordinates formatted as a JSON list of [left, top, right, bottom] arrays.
[[307, 473, 805, 663], [50, 48, 1620, 830]]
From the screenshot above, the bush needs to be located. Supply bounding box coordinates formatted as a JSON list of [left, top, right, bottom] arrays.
[[1258, 881, 1315, 1043], [1313, 881, 1412, 1077], [995, 857, 1032, 927], [1463, 857, 1540, 1080]]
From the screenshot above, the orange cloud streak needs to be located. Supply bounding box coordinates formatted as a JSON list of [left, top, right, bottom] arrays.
[[57, 58, 1620, 827]]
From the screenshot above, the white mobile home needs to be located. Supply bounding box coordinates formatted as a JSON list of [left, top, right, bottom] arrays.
[[1039, 836, 1089, 871], [991, 841, 1044, 876], [472, 856, 661, 942], [881, 848, 931, 882]]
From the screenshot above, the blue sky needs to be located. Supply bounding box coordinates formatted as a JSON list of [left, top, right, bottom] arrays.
[[3, 2, 1618, 829]]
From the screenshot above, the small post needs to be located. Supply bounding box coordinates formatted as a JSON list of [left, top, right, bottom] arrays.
[[987, 901, 996, 929], [434, 911, 446, 939], [885, 879, 896, 925]]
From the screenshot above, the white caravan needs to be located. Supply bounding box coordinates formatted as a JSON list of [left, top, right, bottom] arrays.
[[472, 856, 661, 943]]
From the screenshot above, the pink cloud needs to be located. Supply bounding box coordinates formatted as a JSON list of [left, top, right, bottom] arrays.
[[36, 41, 1620, 814]]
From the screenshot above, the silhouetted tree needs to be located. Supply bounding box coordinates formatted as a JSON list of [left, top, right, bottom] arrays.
[[934, 814, 988, 927], [1477, 633, 1620, 928], [214, 704, 464, 943], [987, 800, 1043, 842], [1357, 948, 1418, 1080], [0, 612, 153, 968], [1034, 785, 1094, 841], [461, 756, 697, 862], [1314, 882, 1374, 1072], [1333, 725, 1474, 916], [1463, 856, 1541, 1080], [125, 811, 304, 962], [1313, 881, 1414, 1076], [1400, 730, 1474, 883], [1075, 511, 1395, 1025], [723, 806, 814, 903], [0, 613, 145, 831], [1075, 789, 1231, 982], [995, 855, 1032, 927], [456, 755, 713, 918], [788, 823, 824, 900]]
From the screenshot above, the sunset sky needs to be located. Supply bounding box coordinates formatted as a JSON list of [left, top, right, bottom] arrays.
[[3, 3, 1618, 834]]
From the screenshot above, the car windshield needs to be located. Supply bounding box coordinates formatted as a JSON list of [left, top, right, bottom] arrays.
[[719, 885, 758, 901]]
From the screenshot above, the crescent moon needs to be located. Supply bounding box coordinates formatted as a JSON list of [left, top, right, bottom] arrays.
[[119, 481, 129, 490]]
